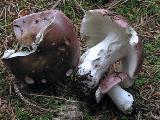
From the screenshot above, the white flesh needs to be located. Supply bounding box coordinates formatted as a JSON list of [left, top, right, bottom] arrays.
[[77, 32, 129, 89], [78, 11, 132, 89], [1, 50, 15, 59], [1, 49, 34, 59]]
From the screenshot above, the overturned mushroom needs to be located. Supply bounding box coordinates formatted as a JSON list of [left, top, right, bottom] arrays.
[[2, 10, 80, 85], [76, 9, 143, 113]]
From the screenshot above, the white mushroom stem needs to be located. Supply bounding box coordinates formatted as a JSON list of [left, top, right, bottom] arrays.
[[78, 32, 128, 89], [107, 85, 133, 113], [96, 84, 134, 113]]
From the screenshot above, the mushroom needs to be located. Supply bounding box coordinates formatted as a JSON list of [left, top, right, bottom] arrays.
[[76, 9, 143, 113], [2, 10, 80, 85]]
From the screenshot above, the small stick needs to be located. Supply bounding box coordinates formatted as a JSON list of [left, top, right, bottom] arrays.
[[30, 93, 80, 103], [4, 7, 7, 36], [73, 0, 86, 14], [12, 79, 58, 114], [14, 42, 20, 51], [137, 111, 141, 120], [107, 0, 128, 10], [0, 7, 5, 18], [51, 0, 62, 10]]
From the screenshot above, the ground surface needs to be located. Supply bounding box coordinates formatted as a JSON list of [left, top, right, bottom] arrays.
[[0, 0, 160, 120]]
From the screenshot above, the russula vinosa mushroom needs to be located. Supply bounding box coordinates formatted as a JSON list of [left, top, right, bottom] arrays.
[[76, 9, 143, 113], [1, 10, 80, 85], [1, 8, 143, 113]]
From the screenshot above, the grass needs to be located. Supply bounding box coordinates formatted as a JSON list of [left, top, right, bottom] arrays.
[[0, 0, 160, 120]]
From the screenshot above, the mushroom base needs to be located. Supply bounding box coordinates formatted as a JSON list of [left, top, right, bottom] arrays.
[[107, 85, 134, 113]]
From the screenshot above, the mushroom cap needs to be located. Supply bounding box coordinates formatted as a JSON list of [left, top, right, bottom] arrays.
[[2, 10, 80, 85], [80, 9, 129, 48], [99, 73, 129, 94]]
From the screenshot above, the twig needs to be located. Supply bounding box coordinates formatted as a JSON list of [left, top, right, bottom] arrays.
[[51, 0, 62, 10], [107, 0, 128, 10], [14, 42, 20, 52], [8, 101, 16, 120], [4, 7, 7, 36], [12, 78, 58, 114], [15, 3, 20, 14], [73, 0, 86, 14], [137, 111, 141, 120], [30, 93, 80, 103], [0, 7, 5, 18], [0, 97, 2, 106], [0, 22, 12, 28]]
